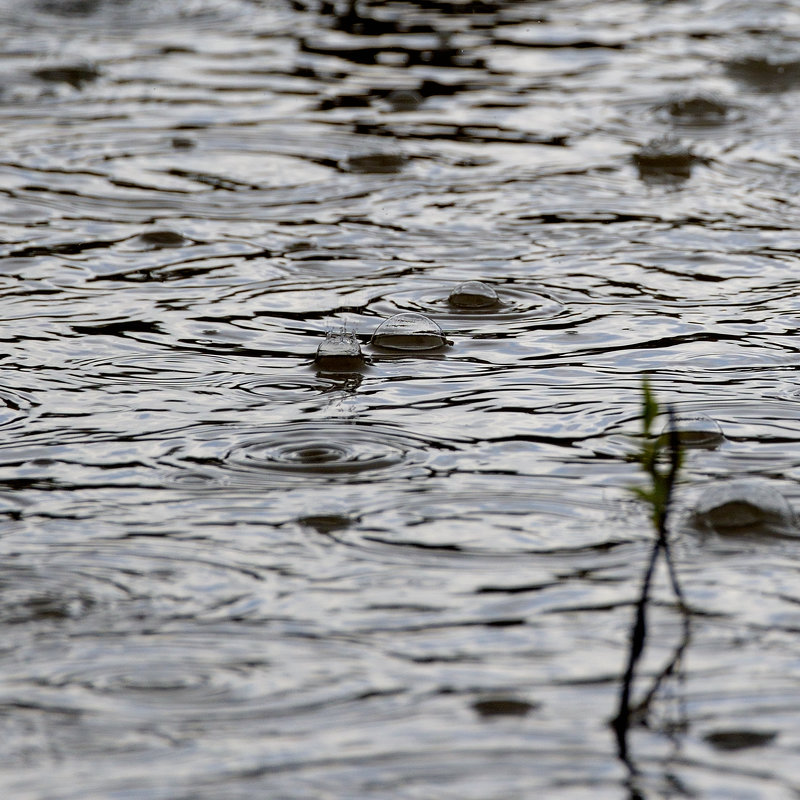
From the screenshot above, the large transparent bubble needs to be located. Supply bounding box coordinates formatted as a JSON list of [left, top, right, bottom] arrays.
[[371, 312, 449, 351]]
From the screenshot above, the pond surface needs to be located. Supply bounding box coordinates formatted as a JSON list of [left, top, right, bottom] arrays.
[[2, 0, 800, 797]]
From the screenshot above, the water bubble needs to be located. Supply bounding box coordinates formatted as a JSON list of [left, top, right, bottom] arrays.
[[371, 312, 449, 351], [35, 0, 101, 15], [661, 92, 733, 126], [171, 136, 196, 150], [315, 331, 365, 372], [344, 153, 408, 174], [298, 514, 352, 533], [726, 54, 800, 92], [661, 412, 724, 448], [633, 135, 695, 180], [448, 281, 499, 309], [385, 89, 422, 111], [694, 480, 796, 536], [32, 63, 100, 89], [136, 230, 189, 249], [472, 697, 537, 718], [370, 284, 561, 323], [704, 729, 777, 751]]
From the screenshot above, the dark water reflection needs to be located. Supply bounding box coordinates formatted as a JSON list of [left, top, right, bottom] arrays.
[[3, 0, 800, 796]]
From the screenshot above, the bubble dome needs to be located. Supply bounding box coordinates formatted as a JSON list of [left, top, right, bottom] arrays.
[[370, 312, 449, 351]]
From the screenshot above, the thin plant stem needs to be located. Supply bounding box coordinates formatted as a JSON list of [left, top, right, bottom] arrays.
[[612, 385, 689, 767]]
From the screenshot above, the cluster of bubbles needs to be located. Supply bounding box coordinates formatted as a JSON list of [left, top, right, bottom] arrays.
[[665, 414, 796, 537], [314, 279, 498, 370], [634, 90, 739, 181], [315, 284, 798, 538]]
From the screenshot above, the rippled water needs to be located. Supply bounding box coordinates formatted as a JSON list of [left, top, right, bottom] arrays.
[[3, 0, 800, 796]]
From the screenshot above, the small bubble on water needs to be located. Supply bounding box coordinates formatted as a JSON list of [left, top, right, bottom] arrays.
[[661, 412, 724, 447], [472, 697, 537, 718], [386, 89, 422, 111], [137, 229, 189, 249], [704, 729, 777, 751], [171, 136, 196, 150], [448, 280, 499, 309], [633, 135, 695, 180], [299, 514, 352, 533], [32, 63, 100, 89], [344, 153, 408, 174], [315, 331, 365, 372], [663, 92, 732, 125]]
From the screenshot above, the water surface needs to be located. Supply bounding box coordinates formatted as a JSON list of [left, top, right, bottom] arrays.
[[2, 0, 800, 797]]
